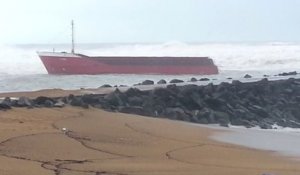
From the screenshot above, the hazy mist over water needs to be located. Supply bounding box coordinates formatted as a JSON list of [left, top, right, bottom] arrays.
[[1, 42, 300, 92]]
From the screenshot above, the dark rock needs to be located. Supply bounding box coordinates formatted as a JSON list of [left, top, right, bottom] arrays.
[[128, 96, 144, 106], [231, 118, 255, 128], [141, 80, 154, 85], [114, 88, 121, 93], [227, 77, 233, 80], [277, 119, 300, 128], [63, 94, 75, 104], [232, 80, 242, 86], [166, 84, 178, 90], [1, 97, 12, 107], [152, 87, 174, 97], [190, 77, 197, 82], [163, 107, 190, 121], [0, 98, 11, 110], [70, 96, 82, 106], [34, 96, 55, 106], [216, 82, 230, 92], [259, 122, 273, 129], [244, 74, 252, 78], [157, 79, 167, 84], [124, 88, 144, 97], [70, 96, 88, 108], [44, 100, 54, 107], [169, 79, 184, 84], [100, 84, 112, 88], [206, 111, 216, 123], [199, 78, 210, 81], [204, 98, 226, 110], [203, 83, 215, 94], [278, 71, 297, 76], [213, 111, 230, 127], [81, 94, 104, 104], [248, 105, 269, 118], [142, 98, 165, 116], [104, 91, 125, 107], [258, 78, 269, 85], [193, 108, 215, 124], [16, 97, 32, 107], [10, 99, 18, 107]]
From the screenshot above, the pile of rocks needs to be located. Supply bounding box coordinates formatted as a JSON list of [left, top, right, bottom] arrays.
[[2, 78, 300, 129], [96, 78, 300, 129], [0, 96, 66, 110]]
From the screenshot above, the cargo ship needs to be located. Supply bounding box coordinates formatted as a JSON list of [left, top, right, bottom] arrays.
[[38, 21, 218, 75]]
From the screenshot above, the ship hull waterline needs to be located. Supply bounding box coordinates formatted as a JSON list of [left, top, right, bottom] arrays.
[[38, 52, 219, 75]]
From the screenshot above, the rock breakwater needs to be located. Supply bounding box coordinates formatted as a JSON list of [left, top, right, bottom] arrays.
[[1, 78, 300, 129]]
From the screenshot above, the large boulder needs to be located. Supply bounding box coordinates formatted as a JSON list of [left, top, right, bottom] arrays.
[[141, 80, 154, 85], [204, 97, 226, 111], [199, 78, 210, 81], [152, 87, 175, 99], [34, 96, 55, 106], [70, 96, 89, 108], [278, 71, 297, 76], [232, 80, 242, 86], [0, 97, 11, 110], [157, 79, 167, 84], [16, 97, 33, 107], [124, 88, 144, 97], [190, 77, 198, 82], [169, 79, 184, 84], [104, 91, 126, 107], [0, 103, 11, 110], [163, 107, 190, 121], [213, 111, 230, 127], [244, 74, 252, 78], [1, 97, 12, 108], [81, 94, 103, 104], [193, 108, 216, 124], [248, 105, 269, 118], [127, 96, 144, 106], [100, 84, 112, 88]]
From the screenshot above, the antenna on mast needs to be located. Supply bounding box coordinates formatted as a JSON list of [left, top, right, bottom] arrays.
[[71, 20, 75, 54]]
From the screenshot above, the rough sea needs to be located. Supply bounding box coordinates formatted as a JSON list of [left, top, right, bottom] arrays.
[[1, 41, 300, 92]]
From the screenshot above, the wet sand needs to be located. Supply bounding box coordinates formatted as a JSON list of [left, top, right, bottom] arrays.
[[0, 84, 164, 98], [0, 100, 299, 175], [212, 126, 300, 161]]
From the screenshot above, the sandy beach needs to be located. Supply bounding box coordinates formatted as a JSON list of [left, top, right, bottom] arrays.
[[0, 90, 300, 175]]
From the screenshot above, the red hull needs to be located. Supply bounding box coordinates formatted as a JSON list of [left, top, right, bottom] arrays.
[[38, 52, 218, 75]]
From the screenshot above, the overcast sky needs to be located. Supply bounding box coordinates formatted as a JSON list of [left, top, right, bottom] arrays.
[[0, 0, 299, 44]]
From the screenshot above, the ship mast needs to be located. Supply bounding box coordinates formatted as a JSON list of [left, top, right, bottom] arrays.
[[71, 20, 75, 54]]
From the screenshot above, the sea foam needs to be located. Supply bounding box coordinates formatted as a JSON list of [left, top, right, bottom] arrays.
[[0, 42, 300, 92], [1, 42, 300, 75]]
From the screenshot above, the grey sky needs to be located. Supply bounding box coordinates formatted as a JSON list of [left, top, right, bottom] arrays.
[[0, 0, 299, 44]]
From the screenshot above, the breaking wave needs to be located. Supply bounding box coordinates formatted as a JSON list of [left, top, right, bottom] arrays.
[[1, 42, 300, 75]]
